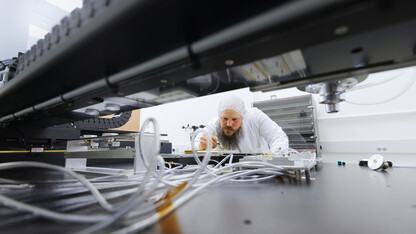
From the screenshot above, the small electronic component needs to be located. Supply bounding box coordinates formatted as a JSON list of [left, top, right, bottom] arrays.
[[337, 161, 345, 166], [367, 154, 390, 170]]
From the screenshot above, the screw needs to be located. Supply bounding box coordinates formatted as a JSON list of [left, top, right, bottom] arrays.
[[334, 25, 349, 36], [225, 59, 234, 66]]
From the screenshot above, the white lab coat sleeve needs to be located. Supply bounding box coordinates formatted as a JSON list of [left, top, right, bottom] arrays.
[[254, 108, 289, 151], [191, 119, 218, 149], [202, 120, 217, 136]]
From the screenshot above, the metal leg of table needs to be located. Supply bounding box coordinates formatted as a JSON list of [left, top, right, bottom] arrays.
[[305, 169, 310, 181], [295, 169, 301, 181]]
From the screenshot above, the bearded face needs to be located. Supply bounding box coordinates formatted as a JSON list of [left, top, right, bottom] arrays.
[[216, 121, 243, 150], [216, 109, 244, 150]]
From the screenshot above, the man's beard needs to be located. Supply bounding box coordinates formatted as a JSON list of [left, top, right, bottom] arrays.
[[216, 121, 243, 150]]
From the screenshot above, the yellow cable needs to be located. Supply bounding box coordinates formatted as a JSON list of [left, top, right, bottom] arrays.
[[254, 62, 269, 80], [0, 150, 67, 153], [0, 151, 30, 153]]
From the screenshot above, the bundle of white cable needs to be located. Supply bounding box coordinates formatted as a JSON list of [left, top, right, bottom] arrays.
[[0, 161, 110, 223], [0, 117, 294, 234], [78, 117, 163, 233]]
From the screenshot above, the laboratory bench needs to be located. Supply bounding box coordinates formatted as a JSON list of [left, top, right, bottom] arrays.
[[1, 162, 415, 233], [148, 163, 415, 234]]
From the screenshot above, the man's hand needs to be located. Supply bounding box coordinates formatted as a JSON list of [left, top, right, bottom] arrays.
[[199, 135, 218, 150]]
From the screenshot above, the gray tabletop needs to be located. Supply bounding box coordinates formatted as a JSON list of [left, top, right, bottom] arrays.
[[2, 163, 415, 234], [158, 164, 416, 234]]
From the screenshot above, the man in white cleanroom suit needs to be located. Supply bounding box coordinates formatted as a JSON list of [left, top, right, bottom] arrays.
[[199, 96, 288, 153]]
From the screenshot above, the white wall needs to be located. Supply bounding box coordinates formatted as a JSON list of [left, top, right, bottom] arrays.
[[0, 0, 80, 60], [140, 88, 253, 151], [0, 0, 36, 59], [140, 66, 416, 164], [254, 66, 416, 163]]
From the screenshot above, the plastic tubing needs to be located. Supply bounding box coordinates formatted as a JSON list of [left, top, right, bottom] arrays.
[[111, 167, 269, 234], [210, 159, 220, 165], [215, 168, 281, 183], [346, 68, 408, 92], [277, 148, 300, 157], [136, 119, 178, 189], [210, 161, 287, 176], [104, 156, 170, 222], [0, 161, 115, 212], [163, 158, 290, 189], [188, 128, 213, 186], [89, 174, 128, 182], [155, 160, 185, 187], [112, 160, 293, 233], [78, 155, 164, 233], [165, 162, 172, 169], [172, 159, 290, 188], [207, 167, 288, 183], [138, 118, 161, 168], [153, 159, 181, 187], [0, 194, 108, 223], [229, 153, 234, 167], [228, 170, 286, 183], [345, 67, 415, 105], [213, 153, 233, 169], [346, 73, 416, 105], [187, 158, 288, 187], [78, 118, 162, 234], [191, 169, 261, 186], [113, 129, 215, 233], [190, 128, 212, 166]]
